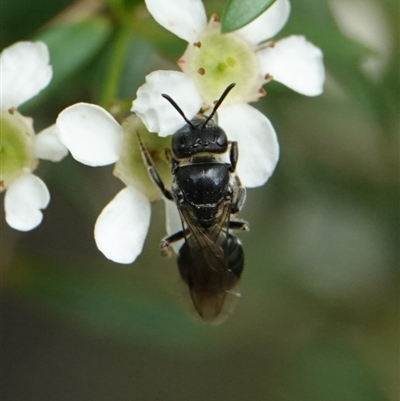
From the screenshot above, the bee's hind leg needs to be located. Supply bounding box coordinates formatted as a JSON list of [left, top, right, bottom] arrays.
[[160, 230, 186, 257], [227, 220, 249, 231]]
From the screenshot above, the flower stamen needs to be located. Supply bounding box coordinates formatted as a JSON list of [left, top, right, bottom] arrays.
[[264, 73, 274, 82], [179, 20, 262, 106]]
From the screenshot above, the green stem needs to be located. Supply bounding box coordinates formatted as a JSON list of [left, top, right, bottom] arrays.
[[101, 25, 131, 109]]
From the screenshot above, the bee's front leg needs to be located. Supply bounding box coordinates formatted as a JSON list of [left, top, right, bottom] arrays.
[[228, 141, 238, 173], [136, 131, 174, 201]]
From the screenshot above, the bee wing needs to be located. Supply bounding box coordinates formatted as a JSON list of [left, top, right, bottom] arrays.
[[176, 201, 242, 322], [207, 200, 232, 244], [176, 200, 233, 271]]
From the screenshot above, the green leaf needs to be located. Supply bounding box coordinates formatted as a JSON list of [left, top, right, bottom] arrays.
[[0, 0, 75, 48], [35, 18, 112, 88], [221, 0, 277, 33]]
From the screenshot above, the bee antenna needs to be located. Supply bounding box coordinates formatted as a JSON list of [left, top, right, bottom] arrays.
[[161, 94, 195, 129], [202, 83, 236, 128]]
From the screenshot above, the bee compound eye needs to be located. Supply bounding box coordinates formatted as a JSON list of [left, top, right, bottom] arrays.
[[216, 131, 228, 148]]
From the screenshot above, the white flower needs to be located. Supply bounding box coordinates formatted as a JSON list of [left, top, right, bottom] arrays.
[[133, 72, 279, 189], [1, 41, 68, 231], [147, 0, 324, 100], [132, 0, 325, 187], [330, 0, 392, 80], [56, 104, 174, 264], [56, 0, 326, 264]]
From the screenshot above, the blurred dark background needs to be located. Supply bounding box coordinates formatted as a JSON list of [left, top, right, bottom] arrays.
[[1, 0, 399, 400]]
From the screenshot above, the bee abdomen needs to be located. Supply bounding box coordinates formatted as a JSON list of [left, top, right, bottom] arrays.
[[227, 234, 244, 280]]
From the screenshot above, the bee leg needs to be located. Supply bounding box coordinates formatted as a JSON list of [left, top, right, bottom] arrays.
[[231, 181, 246, 214], [228, 141, 239, 172], [136, 132, 173, 201], [227, 220, 250, 231], [165, 149, 180, 174], [160, 230, 186, 257]]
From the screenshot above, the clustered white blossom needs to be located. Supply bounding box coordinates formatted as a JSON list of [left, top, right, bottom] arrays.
[[1, 41, 68, 231], [133, 0, 325, 182], [4, 0, 325, 264]]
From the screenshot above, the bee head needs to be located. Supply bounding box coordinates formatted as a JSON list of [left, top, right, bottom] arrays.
[[161, 83, 235, 160], [171, 117, 228, 159]]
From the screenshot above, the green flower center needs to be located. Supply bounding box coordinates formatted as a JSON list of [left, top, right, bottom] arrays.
[[179, 22, 263, 106], [0, 110, 36, 190], [114, 115, 172, 202]]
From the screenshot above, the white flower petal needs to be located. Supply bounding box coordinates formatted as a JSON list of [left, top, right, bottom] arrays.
[[165, 199, 184, 253], [1, 41, 52, 109], [4, 173, 50, 231], [235, 0, 291, 45], [34, 124, 68, 162], [258, 35, 325, 96], [132, 71, 202, 137], [218, 103, 279, 188], [57, 103, 123, 166], [145, 0, 207, 43], [94, 186, 151, 264]]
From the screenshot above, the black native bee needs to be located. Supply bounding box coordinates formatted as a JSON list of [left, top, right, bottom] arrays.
[[137, 83, 248, 323]]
